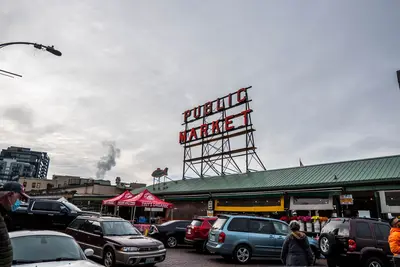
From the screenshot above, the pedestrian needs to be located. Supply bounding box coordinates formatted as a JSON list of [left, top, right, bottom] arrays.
[[281, 220, 314, 266], [389, 217, 400, 260], [0, 181, 29, 267]]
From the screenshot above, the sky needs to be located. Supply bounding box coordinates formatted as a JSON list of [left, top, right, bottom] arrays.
[[1, 1, 400, 185]]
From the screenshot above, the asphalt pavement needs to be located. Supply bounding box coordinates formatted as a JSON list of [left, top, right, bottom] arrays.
[[98, 247, 327, 267]]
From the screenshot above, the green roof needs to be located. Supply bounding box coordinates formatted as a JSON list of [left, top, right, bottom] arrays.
[[132, 154, 400, 195]]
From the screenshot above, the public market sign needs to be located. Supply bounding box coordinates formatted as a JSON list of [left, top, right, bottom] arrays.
[[179, 87, 252, 144]]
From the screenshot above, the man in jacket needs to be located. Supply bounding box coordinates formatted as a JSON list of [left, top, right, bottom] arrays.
[[0, 181, 29, 267]]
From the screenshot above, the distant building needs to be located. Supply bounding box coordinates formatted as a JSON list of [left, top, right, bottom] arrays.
[[19, 177, 54, 192], [0, 146, 50, 180]]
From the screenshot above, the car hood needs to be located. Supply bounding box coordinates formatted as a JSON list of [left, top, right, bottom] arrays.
[[12, 260, 103, 267], [104, 235, 162, 247]]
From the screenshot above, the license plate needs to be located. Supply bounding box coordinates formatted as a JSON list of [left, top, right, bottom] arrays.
[[145, 258, 155, 264]]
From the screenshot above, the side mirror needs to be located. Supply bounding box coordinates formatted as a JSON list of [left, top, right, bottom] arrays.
[[93, 229, 103, 236], [84, 248, 94, 257]]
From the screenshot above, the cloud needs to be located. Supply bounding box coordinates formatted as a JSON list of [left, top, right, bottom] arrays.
[[1, 1, 400, 185]]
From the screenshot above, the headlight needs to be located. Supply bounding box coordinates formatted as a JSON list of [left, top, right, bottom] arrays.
[[121, 247, 139, 252], [158, 244, 165, 250]]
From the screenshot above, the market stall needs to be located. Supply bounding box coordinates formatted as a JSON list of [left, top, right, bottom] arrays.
[[101, 190, 135, 215], [117, 189, 173, 221]]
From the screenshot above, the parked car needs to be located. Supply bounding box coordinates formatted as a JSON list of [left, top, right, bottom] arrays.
[[148, 220, 191, 248], [185, 216, 217, 252], [206, 214, 320, 264], [65, 215, 166, 267], [8, 198, 98, 232], [10, 230, 102, 266], [319, 217, 394, 267]]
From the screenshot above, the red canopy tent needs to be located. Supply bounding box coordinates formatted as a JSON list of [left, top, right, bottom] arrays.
[[117, 189, 173, 208], [117, 189, 173, 221], [102, 190, 135, 206]]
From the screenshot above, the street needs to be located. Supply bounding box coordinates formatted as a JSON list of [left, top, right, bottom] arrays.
[[98, 247, 327, 267]]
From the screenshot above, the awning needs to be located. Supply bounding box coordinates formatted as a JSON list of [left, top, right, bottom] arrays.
[[117, 189, 173, 209], [102, 190, 135, 206]]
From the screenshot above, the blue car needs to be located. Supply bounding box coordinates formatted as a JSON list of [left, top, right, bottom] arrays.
[[206, 214, 320, 264]]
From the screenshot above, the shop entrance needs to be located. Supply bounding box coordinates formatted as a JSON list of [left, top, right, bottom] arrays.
[[342, 191, 378, 218]]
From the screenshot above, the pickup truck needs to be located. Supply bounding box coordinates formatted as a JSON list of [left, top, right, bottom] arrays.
[[8, 199, 99, 232]]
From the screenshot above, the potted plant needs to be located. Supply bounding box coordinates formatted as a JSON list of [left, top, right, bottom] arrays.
[[312, 216, 321, 233]]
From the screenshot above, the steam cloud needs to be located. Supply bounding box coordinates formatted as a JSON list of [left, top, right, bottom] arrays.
[[96, 141, 121, 179]]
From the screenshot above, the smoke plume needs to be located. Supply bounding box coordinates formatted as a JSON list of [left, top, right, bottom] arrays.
[[96, 141, 121, 179]]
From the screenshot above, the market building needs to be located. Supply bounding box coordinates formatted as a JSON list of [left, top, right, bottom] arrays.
[[131, 154, 400, 222]]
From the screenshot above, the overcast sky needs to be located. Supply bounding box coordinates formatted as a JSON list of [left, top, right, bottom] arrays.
[[1, 1, 400, 185]]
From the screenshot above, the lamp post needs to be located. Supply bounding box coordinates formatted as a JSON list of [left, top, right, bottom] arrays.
[[0, 42, 62, 56], [0, 42, 62, 78]]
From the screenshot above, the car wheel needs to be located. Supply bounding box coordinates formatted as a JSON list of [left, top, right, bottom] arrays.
[[319, 233, 336, 257], [166, 236, 178, 248], [233, 244, 252, 264], [103, 248, 115, 267], [363, 257, 385, 267]]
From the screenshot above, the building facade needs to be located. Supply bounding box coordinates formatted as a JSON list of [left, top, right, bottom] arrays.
[[19, 177, 54, 192], [0, 146, 50, 180], [131, 154, 400, 221]]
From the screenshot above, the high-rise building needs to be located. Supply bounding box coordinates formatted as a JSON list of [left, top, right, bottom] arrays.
[[0, 146, 50, 181]]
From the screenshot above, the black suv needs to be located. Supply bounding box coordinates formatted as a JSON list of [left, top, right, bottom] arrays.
[[319, 217, 393, 267]]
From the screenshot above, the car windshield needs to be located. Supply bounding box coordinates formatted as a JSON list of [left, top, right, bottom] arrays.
[[11, 235, 84, 264], [103, 221, 141, 236], [212, 216, 228, 230], [60, 201, 82, 212]]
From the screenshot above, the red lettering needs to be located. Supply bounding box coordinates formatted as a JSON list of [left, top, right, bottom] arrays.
[[200, 124, 209, 138], [228, 93, 232, 107], [237, 88, 247, 103], [179, 131, 187, 144], [241, 109, 252, 125], [184, 110, 191, 122], [211, 121, 220, 134], [216, 98, 224, 111], [194, 106, 201, 119], [204, 102, 213, 115], [188, 128, 198, 141], [225, 115, 235, 131]]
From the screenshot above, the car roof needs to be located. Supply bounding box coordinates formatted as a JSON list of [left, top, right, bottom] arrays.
[[193, 216, 218, 220], [9, 230, 72, 239], [76, 215, 127, 222], [219, 214, 285, 223]]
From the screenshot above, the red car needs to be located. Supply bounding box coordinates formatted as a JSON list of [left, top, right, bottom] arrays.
[[184, 216, 217, 253]]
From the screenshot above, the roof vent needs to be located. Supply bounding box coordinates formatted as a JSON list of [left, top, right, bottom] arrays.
[[334, 175, 338, 180]]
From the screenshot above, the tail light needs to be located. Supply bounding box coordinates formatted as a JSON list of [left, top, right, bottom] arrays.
[[348, 239, 356, 252], [218, 232, 226, 243]]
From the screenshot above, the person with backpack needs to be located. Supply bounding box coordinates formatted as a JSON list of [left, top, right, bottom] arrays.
[[281, 220, 314, 266]]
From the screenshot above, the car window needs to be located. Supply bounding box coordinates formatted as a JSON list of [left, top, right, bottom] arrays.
[[177, 221, 190, 228], [32, 201, 53, 211], [11, 235, 84, 263], [273, 221, 289, 235], [80, 220, 94, 233], [68, 219, 85, 230], [51, 202, 63, 211], [249, 219, 274, 234], [209, 220, 216, 225], [212, 217, 228, 230], [227, 218, 249, 232], [92, 221, 102, 233], [356, 222, 372, 239], [374, 224, 390, 241], [191, 220, 203, 227]]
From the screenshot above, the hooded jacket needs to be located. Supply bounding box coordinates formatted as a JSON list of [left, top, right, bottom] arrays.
[[0, 205, 13, 267], [281, 231, 314, 266], [389, 227, 400, 256]]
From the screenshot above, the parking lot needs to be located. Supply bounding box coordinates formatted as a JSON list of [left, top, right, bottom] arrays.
[[94, 247, 327, 267]]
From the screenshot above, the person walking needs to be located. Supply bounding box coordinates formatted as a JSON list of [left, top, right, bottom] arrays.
[[0, 181, 29, 267], [389, 217, 400, 266], [281, 220, 314, 266]]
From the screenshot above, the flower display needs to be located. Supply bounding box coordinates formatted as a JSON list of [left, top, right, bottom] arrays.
[[311, 216, 319, 222], [280, 216, 289, 222], [290, 216, 298, 221], [303, 216, 312, 223], [319, 217, 329, 222]]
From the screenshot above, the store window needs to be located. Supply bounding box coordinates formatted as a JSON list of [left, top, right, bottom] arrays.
[[218, 197, 281, 207], [385, 192, 400, 206], [293, 197, 329, 205]]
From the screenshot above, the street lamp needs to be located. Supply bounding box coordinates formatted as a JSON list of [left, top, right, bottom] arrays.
[[0, 42, 62, 56], [0, 41, 62, 78], [397, 70, 400, 90]]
